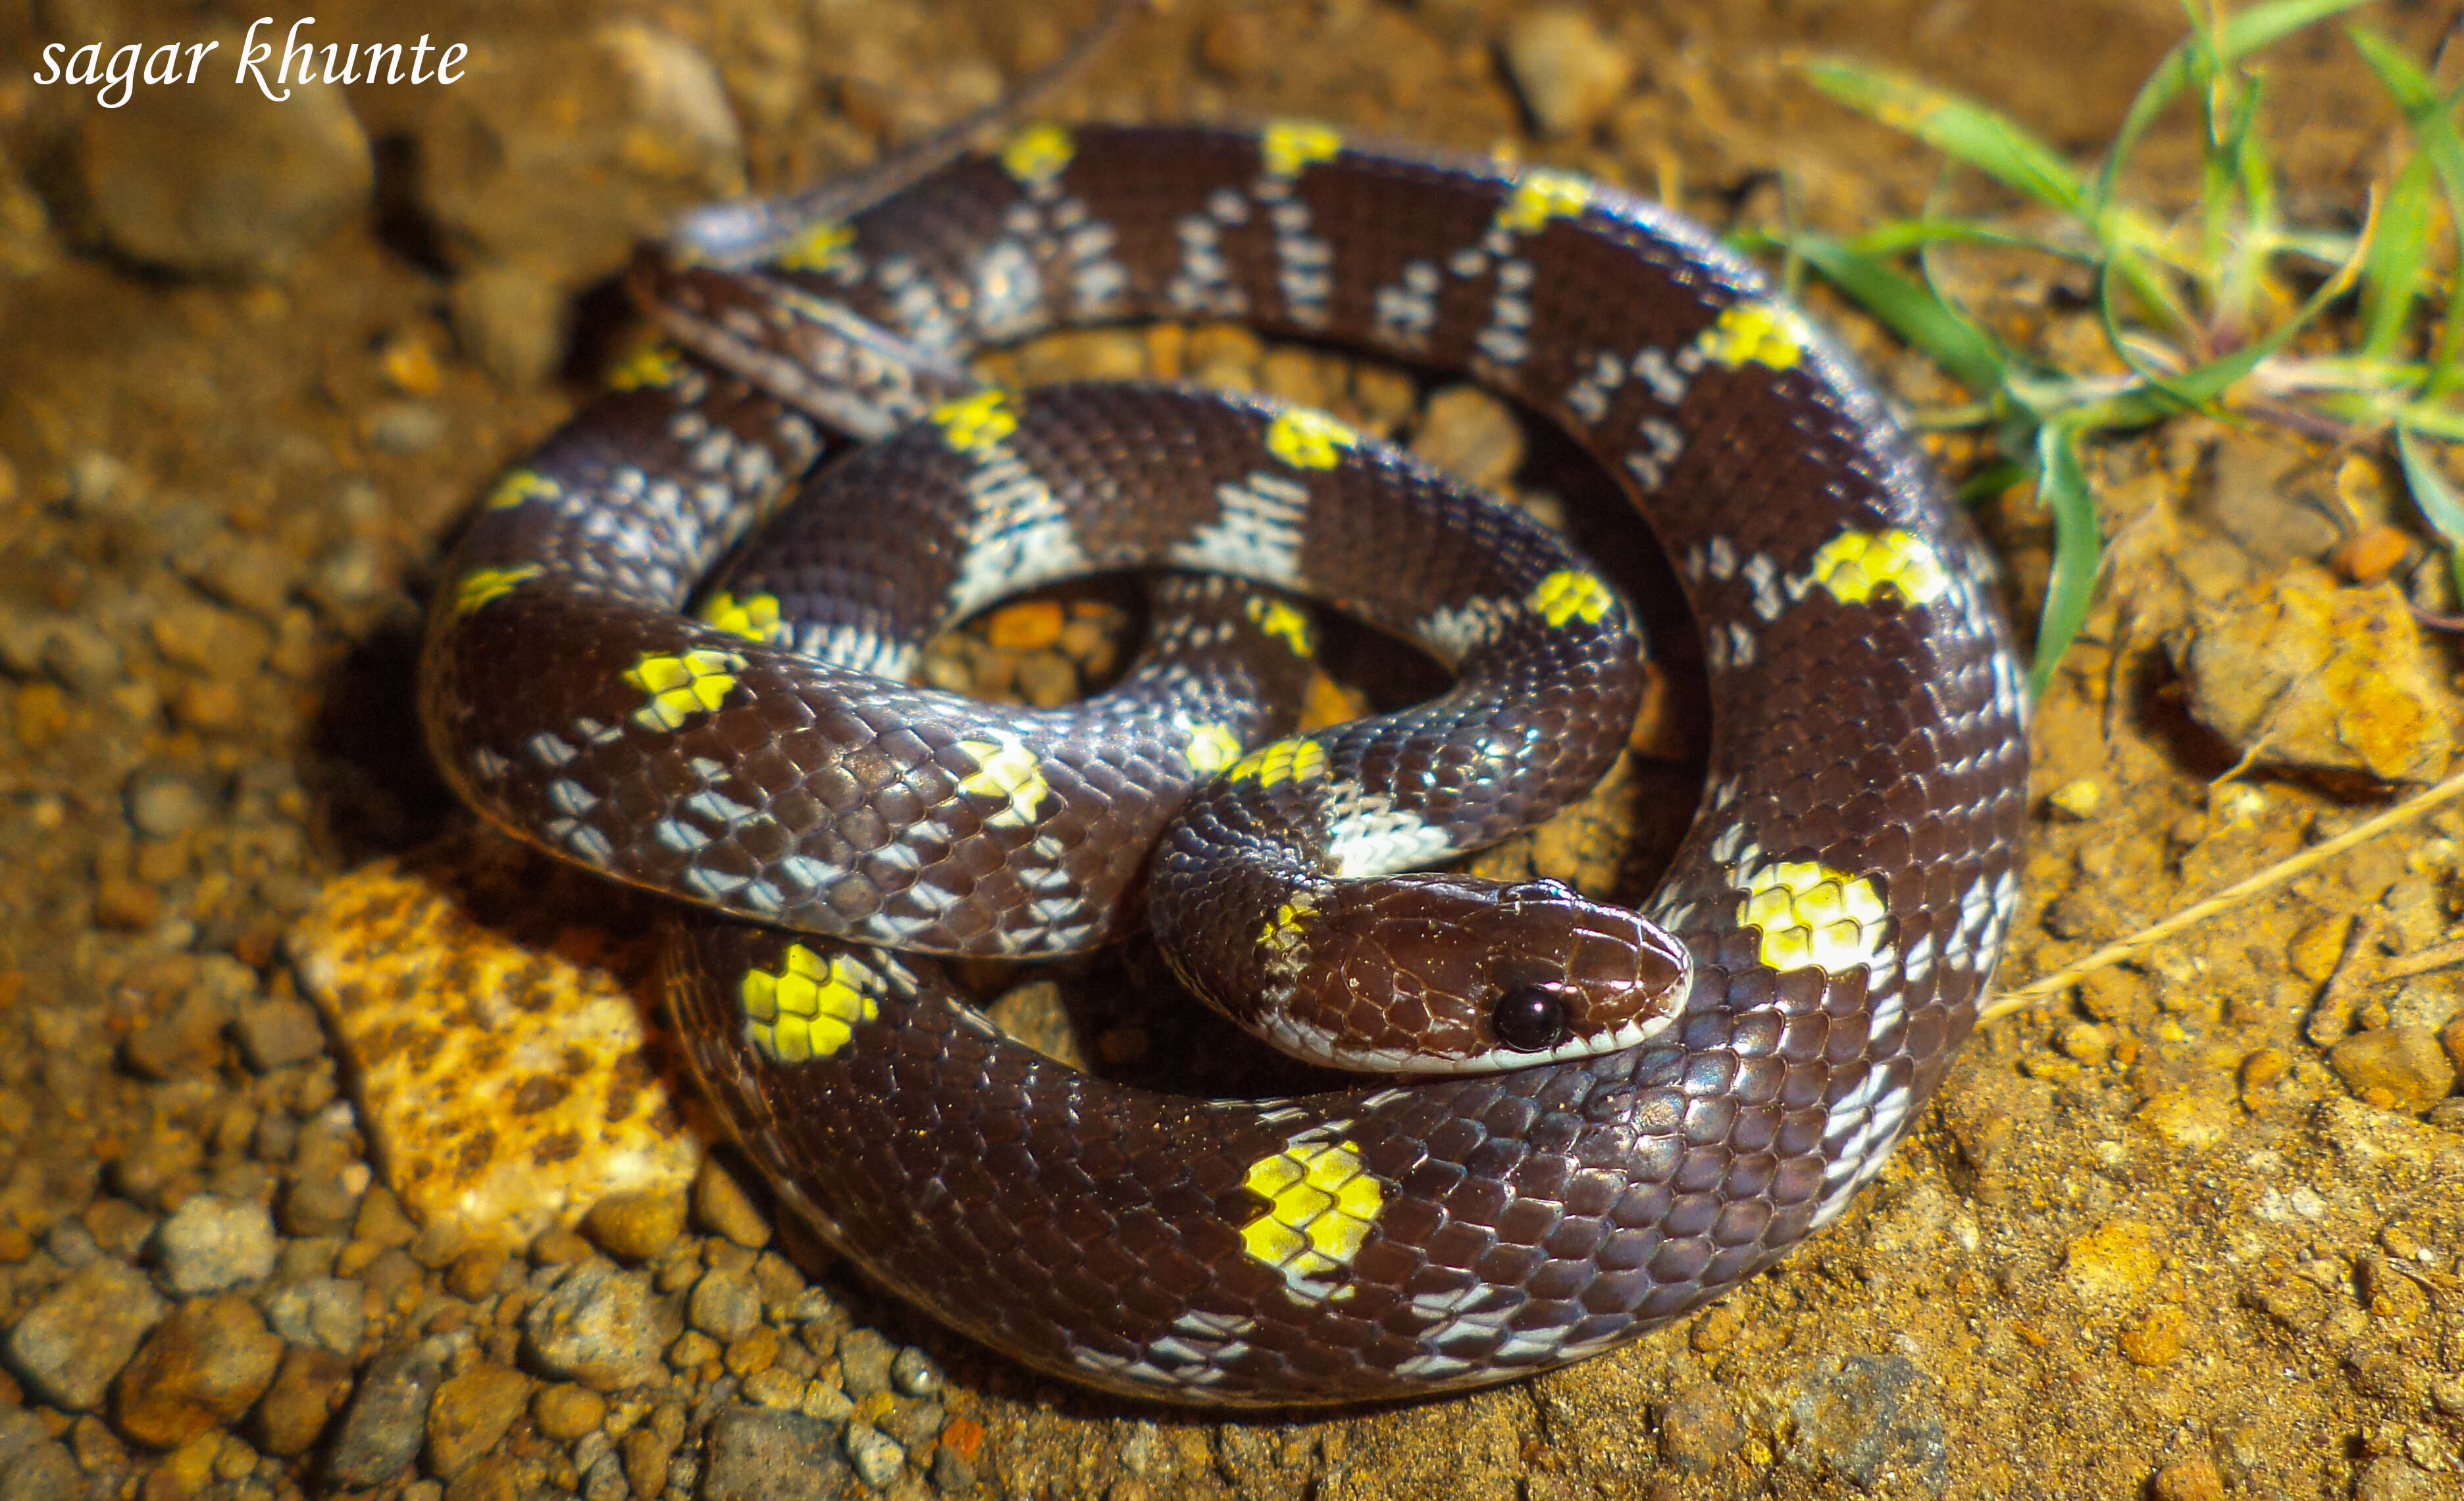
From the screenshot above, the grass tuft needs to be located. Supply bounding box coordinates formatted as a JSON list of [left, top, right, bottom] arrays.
[[1742, 0, 2464, 693]]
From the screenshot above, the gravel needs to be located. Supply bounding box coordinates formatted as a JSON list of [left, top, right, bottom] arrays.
[[263, 1276, 366, 1356], [322, 1338, 452, 1488], [3, 1259, 167, 1411], [521, 1260, 680, 1391], [151, 1193, 279, 1295], [76, 25, 372, 276]]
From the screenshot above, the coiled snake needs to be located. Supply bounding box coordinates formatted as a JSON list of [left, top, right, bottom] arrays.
[[420, 118, 2030, 1405]]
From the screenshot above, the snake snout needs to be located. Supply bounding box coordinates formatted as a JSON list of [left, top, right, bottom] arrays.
[[1262, 875, 1689, 1074], [1490, 880, 1691, 1057]]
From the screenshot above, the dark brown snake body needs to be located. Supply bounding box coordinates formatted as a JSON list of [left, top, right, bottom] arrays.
[[421, 120, 2030, 1405]]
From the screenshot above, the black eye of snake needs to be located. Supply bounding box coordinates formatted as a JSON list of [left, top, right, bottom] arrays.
[[1491, 985, 1568, 1053]]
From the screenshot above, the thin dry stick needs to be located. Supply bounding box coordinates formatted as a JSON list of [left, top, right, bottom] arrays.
[[2378, 935, 2464, 982], [1979, 766, 2464, 1026], [2308, 908, 2387, 1045]]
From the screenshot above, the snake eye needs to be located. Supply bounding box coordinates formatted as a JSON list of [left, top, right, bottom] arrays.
[[1491, 984, 1566, 1053]]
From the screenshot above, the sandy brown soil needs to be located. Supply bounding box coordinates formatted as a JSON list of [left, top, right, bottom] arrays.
[[3, 1, 2463, 1498]]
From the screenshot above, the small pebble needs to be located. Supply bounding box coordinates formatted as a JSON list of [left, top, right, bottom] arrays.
[[583, 1190, 689, 1263], [123, 993, 230, 1080], [152, 1194, 279, 1295], [530, 1382, 607, 1442], [742, 1367, 806, 1410], [621, 1411, 682, 1499], [2, 1260, 166, 1411], [582, 1450, 629, 1501], [522, 1261, 679, 1390], [42, 1219, 101, 1270], [279, 1170, 362, 1238], [450, 265, 567, 389], [45, 619, 123, 694], [1781, 1353, 1946, 1491], [324, 1340, 449, 1488], [694, 1159, 773, 1249], [124, 765, 217, 839], [531, 1227, 596, 1265], [669, 1330, 721, 1370], [2064, 1220, 2163, 1305], [444, 1246, 509, 1300], [888, 1347, 940, 1398], [1501, 7, 1636, 137], [2353, 1454, 2445, 1501], [702, 1405, 849, 1498], [2045, 778, 2105, 820], [2055, 1022, 2111, 1066], [985, 599, 1065, 650], [93, 878, 163, 932], [837, 1329, 896, 1399], [2153, 1457, 2226, 1501], [76, 30, 372, 276], [234, 998, 327, 1072], [2173, 573, 2456, 783], [1015, 652, 1078, 707], [0, 1442, 78, 1501], [1655, 1383, 1747, 1473], [2118, 1305, 2186, 1368], [354, 1189, 419, 1249], [2332, 523, 2411, 585], [1412, 384, 1524, 490], [190, 537, 295, 619], [2137, 1088, 2234, 1149], [424, 1363, 532, 1479], [800, 1380, 854, 1425], [263, 1278, 367, 1356], [2328, 1027, 2458, 1114], [842, 1421, 906, 1490], [109, 1296, 284, 1449], [408, 1219, 470, 1271], [363, 402, 448, 455], [380, 334, 445, 397], [878, 1398, 942, 1451], [724, 1326, 780, 1379], [931, 1443, 977, 1496]]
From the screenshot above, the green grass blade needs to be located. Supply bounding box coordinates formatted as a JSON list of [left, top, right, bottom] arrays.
[[2398, 423, 2464, 550], [2349, 25, 2438, 111], [2115, 197, 2373, 409], [2094, 0, 2370, 213], [1955, 456, 2033, 501], [2031, 421, 2101, 695], [1845, 219, 2092, 258], [2397, 423, 2464, 603], [2398, 400, 2464, 442], [1799, 61, 2089, 216], [2360, 155, 2438, 359], [2354, 29, 2464, 394], [1786, 232, 2014, 395]]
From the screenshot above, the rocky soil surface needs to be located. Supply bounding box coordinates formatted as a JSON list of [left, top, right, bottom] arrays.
[[1, 1, 2463, 1498]]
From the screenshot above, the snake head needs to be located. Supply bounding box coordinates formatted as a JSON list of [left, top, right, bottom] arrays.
[[1230, 874, 1691, 1074]]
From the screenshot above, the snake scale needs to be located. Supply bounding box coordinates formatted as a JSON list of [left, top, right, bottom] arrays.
[[420, 117, 2030, 1405]]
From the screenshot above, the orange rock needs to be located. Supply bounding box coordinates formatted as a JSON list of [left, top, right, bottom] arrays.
[[425, 1363, 532, 1479], [984, 598, 1065, 650], [2330, 524, 2410, 584], [252, 1348, 353, 1457], [113, 1297, 282, 1450], [286, 831, 702, 1250], [2173, 569, 2457, 783]]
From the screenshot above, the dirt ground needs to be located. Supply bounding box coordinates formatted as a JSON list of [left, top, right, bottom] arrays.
[[3, 0, 2463, 1498]]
